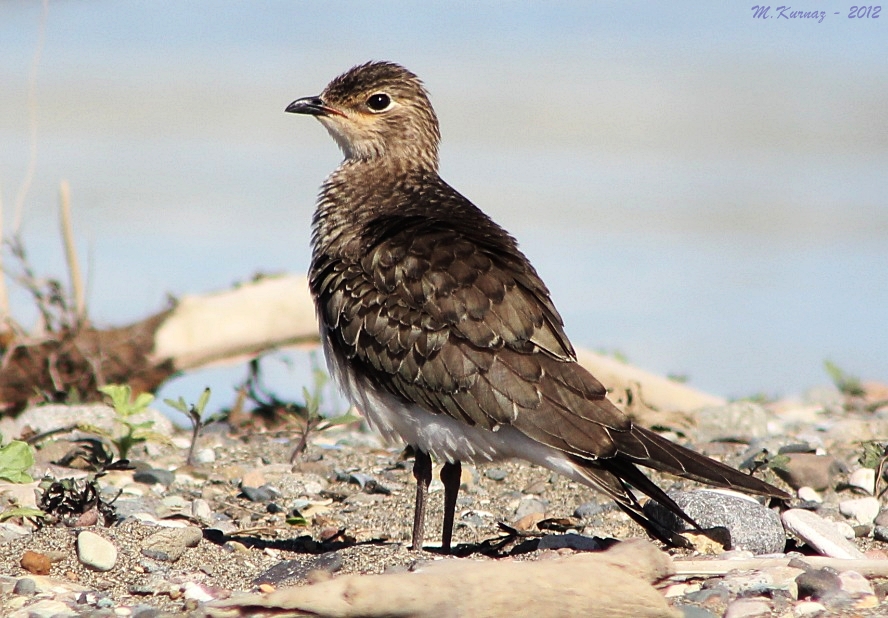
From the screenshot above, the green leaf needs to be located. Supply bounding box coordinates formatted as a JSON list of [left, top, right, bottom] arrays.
[[196, 388, 211, 415], [0, 506, 45, 522], [0, 441, 35, 483]]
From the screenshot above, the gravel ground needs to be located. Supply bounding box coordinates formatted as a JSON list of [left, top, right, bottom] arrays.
[[1, 391, 888, 617]]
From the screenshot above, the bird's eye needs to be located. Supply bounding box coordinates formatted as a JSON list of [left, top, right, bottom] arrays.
[[366, 93, 392, 112]]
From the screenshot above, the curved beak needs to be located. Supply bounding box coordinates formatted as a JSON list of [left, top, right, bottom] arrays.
[[285, 96, 345, 117]]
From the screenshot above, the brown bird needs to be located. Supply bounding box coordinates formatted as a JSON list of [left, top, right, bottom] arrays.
[[286, 61, 787, 551]]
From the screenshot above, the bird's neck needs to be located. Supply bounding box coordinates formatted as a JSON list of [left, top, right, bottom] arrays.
[[312, 157, 438, 259]]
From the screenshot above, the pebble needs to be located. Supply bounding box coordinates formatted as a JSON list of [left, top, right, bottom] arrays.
[[782, 509, 866, 558], [240, 484, 280, 502], [796, 486, 822, 503], [191, 498, 213, 522], [774, 453, 841, 491], [723, 598, 772, 618], [12, 577, 36, 595], [194, 447, 216, 464], [796, 568, 842, 600], [514, 497, 547, 520], [18, 599, 74, 618], [793, 600, 827, 616], [77, 530, 119, 571], [254, 553, 344, 586], [875, 508, 888, 527], [838, 496, 881, 525], [847, 467, 875, 494], [644, 489, 785, 554], [141, 526, 203, 562], [485, 468, 508, 481], [20, 550, 51, 575], [838, 570, 875, 596], [573, 501, 606, 519], [133, 468, 175, 487]]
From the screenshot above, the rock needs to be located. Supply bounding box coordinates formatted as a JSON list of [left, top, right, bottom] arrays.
[[18, 599, 74, 618], [875, 508, 888, 527], [133, 468, 175, 487], [796, 486, 822, 503], [838, 570, 875, 596], [13, 577, 36, 595], [675, 606, 719, 618], [782, 509, 865, 559], [847, 468, 875, 494], [537, 533, 603, 551], [773, 453, 841, 491], [793, 601, 827, 616], [695, 402, 770, 442], [796, 568, 842, 600], [240, 485, 279, 502], [20, 550, 51, 575], [873, 526, 888, 543], [141, 526, 202, 562], [194, 447, 216, 464], [839, 497, 880, 525], [644, 490, 785, 554], [77, 530, 118, 571], [514, 497, 547, 520], [240, 469, 267, 489], [723, 598, 772, 618], [574, 501, 606, 519], [484, 468, 508, 481], [191, 498, 213, 522], [254, 553, 345, 586]]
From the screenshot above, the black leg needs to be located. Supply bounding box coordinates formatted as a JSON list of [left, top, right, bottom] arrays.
[[411, 449, 433, 550], [440, 460, 462, 552]]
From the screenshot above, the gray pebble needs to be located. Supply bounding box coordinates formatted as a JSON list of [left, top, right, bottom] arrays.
[[723, 598, 772, 618], [140, 526, 201, 562], [873, 526, 888, 543], [254, 552, 344, 586], [796, 568, 842, 600], [644, 489, 785, 554], [484, 468, 508, 481], [133, 468, 175, 487], [838, 496, 880, 525], [675, 605, 719, 618], [514, 497, 547, 520], [573, 501, 606, 519], [240, 485, 279, 502], [13, 577, 36, 595]]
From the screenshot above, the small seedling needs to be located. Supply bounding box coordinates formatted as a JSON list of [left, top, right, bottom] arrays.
[[824, 360, 866, 399], [164, 387, 212, 466], [97, 384, 168, 459]]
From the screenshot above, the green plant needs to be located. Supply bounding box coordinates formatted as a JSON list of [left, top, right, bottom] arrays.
[[824, 360, 865, 398], [97, 384, 167, 459], [164, 387, 212, 466], [290, 356, 360, 462], [0, 438, 35, 483]]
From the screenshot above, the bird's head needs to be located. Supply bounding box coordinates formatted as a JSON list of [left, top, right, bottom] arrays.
[[287, 61, 441, 170]]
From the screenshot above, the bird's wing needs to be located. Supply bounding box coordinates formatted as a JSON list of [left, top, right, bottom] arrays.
[[313, 212, 788, 499], [312, 212, 634, 456]]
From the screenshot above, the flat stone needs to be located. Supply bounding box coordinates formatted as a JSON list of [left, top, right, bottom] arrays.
[[573, 501, 606, 519], [194, 448, 216, 464], [13, 577, 36, 595], [782, 509, 865, 558], [514, 497, 547, 520], [796, 487, 822, 503], [838, 570, 874, 596], [77, 530, 118, 571], [254, 553, 344, 586], [484, 468, 508, 481], [793, 600, 827, 616], [773, 453, 841, 491], [133, 468, 175, 487], [723, 598, 772, 618], [140, 527, 201, 562], [839, 497, 881, 525], [644, 489, 785, 554]]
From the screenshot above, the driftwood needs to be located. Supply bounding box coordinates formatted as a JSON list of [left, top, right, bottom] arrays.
[[206, 539, 679, 618], [1, 274, 723, 417]]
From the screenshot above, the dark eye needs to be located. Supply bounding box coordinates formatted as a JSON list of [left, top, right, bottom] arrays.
[[366, 93, 392, 112]]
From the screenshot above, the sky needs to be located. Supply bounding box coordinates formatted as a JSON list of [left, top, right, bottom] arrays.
[[1, 2, 886, 414]]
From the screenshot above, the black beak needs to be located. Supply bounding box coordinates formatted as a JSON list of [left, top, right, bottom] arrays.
[[285, 96, 344, 117]]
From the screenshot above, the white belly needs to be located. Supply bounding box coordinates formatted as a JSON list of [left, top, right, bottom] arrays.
[[323, 337, 592, 485]]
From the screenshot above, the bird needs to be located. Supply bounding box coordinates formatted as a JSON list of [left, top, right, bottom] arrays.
[[286, 61, 788, 552]]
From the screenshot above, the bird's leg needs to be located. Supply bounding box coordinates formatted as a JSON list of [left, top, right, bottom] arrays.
[[440, 460, 462, 552], [411, 449, 433, 550]]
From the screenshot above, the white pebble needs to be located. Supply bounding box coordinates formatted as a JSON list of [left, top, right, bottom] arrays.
[[839, 496, 881, 525], [77, 530, 118, 571], [797, 486, 822, 503], [781, 509, 865, 559], [847, 468, 876, 494], [194, 447, 216, 464]]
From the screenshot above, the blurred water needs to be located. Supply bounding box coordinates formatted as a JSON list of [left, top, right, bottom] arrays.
[[1, 2, 886, 415]]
